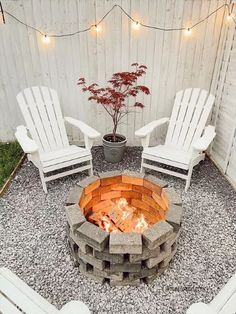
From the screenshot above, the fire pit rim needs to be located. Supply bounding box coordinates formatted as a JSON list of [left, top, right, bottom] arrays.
[[68, 170, 182, 234], [65, 170, 183, 286]]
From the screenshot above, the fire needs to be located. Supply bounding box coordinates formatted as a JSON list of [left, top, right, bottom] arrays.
[[117, 197, 128, 208], [135, 214, 149, 233], [88, 197, 150, 233], [101, 216, 112, 233]]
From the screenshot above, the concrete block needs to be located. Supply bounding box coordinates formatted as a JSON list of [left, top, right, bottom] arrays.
[[79, 265, 105, 284], [161, 230, 179, 252], [110, 278, 140, 287], [129, 245, 160, 263], [166, 204, 183, 230], [143, 273, 158, 284], [78, 250, 105, 270], [145, 248, 171, 268], [69, 228, 92, 254], [160, 246, 177, 268], [76, 221, 109, 252], [143, 221, 173, 249], [67, 239, 79, 267], [122, 170, 145, 178], [110, 261, 141, 273], [65, 204, 86, 230], [109, 232, 142, 254], [98, 170, 122, 178], [163, 187, 182, 205], [94, 247, 124, 264], [66, 186, 83, 205], [93, 268, 123, 281], [129, 266, 157, 280]]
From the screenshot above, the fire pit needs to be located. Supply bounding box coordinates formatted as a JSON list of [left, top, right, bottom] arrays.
[[65, 171, 183, 286]]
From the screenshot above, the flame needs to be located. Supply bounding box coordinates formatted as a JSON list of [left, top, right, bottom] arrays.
[[134, 214, 149, 233], [117, 198, 128, 208], [89, 197, 150, 233], [116, 198, 134, 219], [101, 216, 111, 232]]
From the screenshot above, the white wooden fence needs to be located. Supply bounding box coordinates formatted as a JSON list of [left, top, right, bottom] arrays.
[[0, 0, 226, 145], [210, 5, 236, 187], [1, 0, 236, 185]]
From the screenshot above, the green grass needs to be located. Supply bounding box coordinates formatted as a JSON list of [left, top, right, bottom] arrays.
[[0, 141, 23, 189]]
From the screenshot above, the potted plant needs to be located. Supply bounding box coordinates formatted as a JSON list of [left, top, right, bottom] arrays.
[[78, 63, 150, 163]]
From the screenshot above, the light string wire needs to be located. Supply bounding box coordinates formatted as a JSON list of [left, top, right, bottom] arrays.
[[1, 2, 236, 38], [0, 1, 5, 24]]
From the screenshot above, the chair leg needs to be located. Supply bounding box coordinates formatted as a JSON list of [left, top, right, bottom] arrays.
[[39, 169, 47, 193], [88, 160, 93, 176], [185, 165, 193, 192]]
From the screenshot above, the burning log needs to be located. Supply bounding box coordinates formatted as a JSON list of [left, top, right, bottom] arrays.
[[88, 196, 161, 233]]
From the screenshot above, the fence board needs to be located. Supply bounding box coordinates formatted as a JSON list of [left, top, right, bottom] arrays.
[[0, 0, 226, 145]]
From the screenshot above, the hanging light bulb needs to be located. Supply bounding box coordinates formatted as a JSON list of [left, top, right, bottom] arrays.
[[227, 13, 234, 21], [42, 34, 50, 44], [132, 21, 140, 30], [94, 24, 102, 33], [184, 27, 192, 36]]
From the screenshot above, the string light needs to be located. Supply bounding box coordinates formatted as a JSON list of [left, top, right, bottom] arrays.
[[184, 27, 192, 36], [132, 21, 140, 30], [0, 2, 235, 39], [227, 13, 234, 21], [94, 24, 102, 33], [42, 34, 50, 44], [226, 2, 236, 23]]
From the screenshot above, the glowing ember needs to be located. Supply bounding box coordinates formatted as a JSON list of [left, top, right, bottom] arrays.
[[88, 197, 151, 233]]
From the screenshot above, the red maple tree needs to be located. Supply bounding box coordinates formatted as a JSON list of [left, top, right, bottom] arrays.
[[78, 63, 150, 142]]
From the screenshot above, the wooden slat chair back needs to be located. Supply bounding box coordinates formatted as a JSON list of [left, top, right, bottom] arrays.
[[17, 86, 69, 153], [135, 88, 216, 191], [15, 86, 100, 193], [165, 88, 215, 151]]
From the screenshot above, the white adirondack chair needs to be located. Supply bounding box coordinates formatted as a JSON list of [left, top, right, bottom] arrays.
[[187, 272, 236, 314], [15, 86, 100, 193], [0, 267, 90, 314], [135, 88, 216, 191]]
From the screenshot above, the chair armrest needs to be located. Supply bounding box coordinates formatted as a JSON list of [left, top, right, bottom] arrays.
[[60, 300, 90, 314], [15, 126, 38, 154], [186, 302, 216, 314], [64, 117, 100, 139], [192, 125, 216, 152], [135, 118, 169, 138]]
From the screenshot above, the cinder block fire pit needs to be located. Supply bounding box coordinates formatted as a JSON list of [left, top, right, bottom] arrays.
[[65, 171, 183, 286]]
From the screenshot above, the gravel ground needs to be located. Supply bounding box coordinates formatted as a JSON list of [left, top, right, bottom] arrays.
[[0, 146, 236, 314]]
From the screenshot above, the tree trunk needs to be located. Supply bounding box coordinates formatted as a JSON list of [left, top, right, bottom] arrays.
[[112, 123, 117, 142]]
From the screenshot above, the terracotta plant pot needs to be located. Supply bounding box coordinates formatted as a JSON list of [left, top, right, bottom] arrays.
[[102, 134, 127, 163]]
